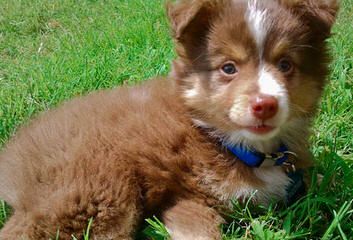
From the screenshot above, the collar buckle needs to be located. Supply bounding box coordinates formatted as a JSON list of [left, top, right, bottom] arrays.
[[282, 151, 298, 172], [264, 150, 298, 168], [265, 152, 285, 161]]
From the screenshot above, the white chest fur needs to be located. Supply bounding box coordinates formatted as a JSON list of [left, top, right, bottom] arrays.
[[206, 166, 291, 207], [250, 167, 291, 205]]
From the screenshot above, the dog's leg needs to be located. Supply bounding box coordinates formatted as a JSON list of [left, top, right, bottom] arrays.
[[0, 211, 50, 240], [162, 199, 224, 240], [0, 211, 31, 240], [0, 170, 143, 240], [0, 199, 141, 240]]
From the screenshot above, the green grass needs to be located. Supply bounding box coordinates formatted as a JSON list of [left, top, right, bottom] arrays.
[[0, 0, 352, 239]]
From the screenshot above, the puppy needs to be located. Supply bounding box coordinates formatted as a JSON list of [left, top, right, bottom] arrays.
[[0, 0, 338, 239]]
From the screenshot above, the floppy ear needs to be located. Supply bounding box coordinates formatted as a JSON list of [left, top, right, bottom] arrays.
[[166, 0, 221, 42], [278, 0, 339, 40], [166, 0, 223, 62]]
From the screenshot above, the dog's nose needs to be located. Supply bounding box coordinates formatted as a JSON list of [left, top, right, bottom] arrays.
[[251, 95, 278, 120]]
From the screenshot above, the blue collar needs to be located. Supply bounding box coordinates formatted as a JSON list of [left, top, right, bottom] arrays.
[[225, 143, 289, 167]]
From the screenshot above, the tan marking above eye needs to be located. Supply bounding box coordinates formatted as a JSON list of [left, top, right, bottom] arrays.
[[209, 44, 249, 68], [269, 40, 290, 61], [228, 44, 249, 64]]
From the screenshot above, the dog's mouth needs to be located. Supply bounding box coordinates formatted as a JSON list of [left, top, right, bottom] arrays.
[[246, 125, 276, 134]]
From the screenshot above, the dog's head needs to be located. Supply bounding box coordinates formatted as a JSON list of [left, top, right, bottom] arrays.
[[167, 0, 338, 149]]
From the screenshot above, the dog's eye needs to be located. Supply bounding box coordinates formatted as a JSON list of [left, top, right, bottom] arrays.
[[278, 59, 293, 73], [221, 62, 237, 75]]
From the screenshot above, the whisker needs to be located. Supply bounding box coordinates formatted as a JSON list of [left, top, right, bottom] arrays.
[[291, 44, 319, 52]]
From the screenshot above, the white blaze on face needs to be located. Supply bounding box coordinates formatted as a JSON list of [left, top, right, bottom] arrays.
[[244, 1, 289, 137], [258, 67, 289, 125], [246, 0, 270, 56], [258, 67, 284, 96]]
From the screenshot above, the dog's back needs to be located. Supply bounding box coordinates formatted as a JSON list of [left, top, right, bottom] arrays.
[[0, 79, 190, 239]]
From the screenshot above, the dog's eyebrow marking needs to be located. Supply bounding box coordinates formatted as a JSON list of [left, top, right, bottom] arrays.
[[269, 40, 290, 61], [209, 44, 249, 66], [245, 0, 270, 57], [230, 44, 249, 63]]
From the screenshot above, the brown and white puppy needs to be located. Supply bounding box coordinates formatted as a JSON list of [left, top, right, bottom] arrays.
[[0, 0, 338, 239]]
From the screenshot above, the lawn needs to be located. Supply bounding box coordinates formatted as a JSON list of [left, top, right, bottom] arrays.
[[0, 0, 352, 239]]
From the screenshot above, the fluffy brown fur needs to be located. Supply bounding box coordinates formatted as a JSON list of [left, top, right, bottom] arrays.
[[0, 0, 339, 239]]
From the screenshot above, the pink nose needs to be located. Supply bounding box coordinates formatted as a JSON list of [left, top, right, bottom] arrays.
[[251, 95, 278, 120]]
